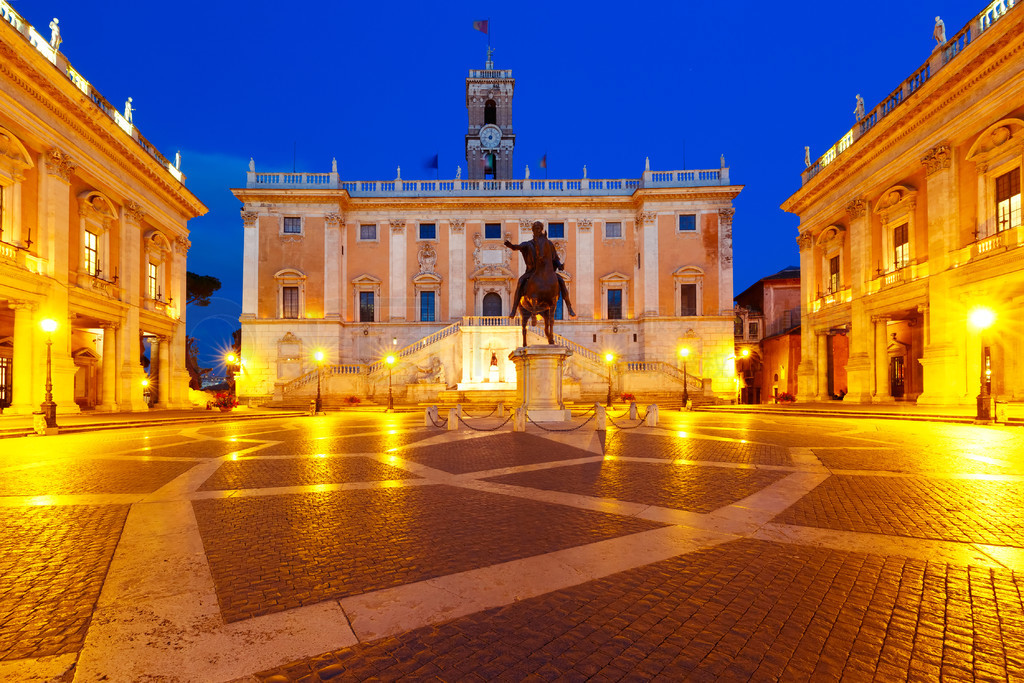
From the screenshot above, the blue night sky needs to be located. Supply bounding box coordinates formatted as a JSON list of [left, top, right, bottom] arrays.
[[18, 0, 978, 367]]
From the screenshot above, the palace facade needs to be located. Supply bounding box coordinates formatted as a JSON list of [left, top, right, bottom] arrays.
[[782, 0, 1024, 407], [0, 3, 206, 414], [233, 61, 742, 405]]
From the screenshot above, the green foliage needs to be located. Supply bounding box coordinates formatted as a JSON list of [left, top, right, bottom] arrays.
[[186, 271, 221, 307]]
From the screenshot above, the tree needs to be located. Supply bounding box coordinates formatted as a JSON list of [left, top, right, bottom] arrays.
[[186, 271, 221, 307]]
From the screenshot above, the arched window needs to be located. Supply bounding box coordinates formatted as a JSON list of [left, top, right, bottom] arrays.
[[482, 292, 502, 316], [485, 153, 496, 179], [484, 100, 497, 125]]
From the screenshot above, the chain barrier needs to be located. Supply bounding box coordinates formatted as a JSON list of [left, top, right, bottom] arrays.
[[461, 406, 498, 418], [606, 409, 649, 430], [570, 405, 597, 418], [526, 412, 597, 432], [427, 412, 449, 428], [456, 412, 515, 432]]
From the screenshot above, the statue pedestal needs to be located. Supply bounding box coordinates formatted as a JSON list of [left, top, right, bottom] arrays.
[[509, 346, 572, 422]]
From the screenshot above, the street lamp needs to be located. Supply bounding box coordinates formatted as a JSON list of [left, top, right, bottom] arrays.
[[314, 350, 324, 414], [385, 355, 395, 412], [969, 306, 995, 422], [679, 347, 690, 409], [141, 378, 150, 407], [604, 353, 615, 407], [226, 353, 238, 393], [39, 318, 58, 429]]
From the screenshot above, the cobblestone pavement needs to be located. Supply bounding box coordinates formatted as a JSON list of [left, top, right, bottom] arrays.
[[0, 411, 1022, 681]]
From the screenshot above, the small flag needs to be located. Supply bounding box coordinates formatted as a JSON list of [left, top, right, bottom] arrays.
[[425, 153, 438, 170], [539, 154, 547, 169], [473, 20, 488, 34]]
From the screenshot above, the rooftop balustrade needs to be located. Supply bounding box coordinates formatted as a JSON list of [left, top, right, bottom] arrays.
[[802, 0, 1018, 186], [0, 0, 184, 183], [246, 167, 730, 195]]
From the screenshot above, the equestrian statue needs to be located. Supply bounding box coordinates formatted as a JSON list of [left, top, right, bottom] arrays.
[[504, 221, 576, 346]]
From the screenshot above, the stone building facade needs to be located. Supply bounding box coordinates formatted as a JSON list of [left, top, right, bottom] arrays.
[[0, 5, 206, 414], [782, 0, 1024, 407], [233, 61, 742, 405]]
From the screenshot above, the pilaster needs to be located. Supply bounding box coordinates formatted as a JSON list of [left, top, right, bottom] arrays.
[[575, 219, 594, 318], [448, 218, 466, 318], [7, 300, 37, 415], [97, 322, 119, 412], [389, 219, 407, 321], [872, 315, 894, 402], [241, 210, 259, 318], [718, 208, 735, 316]]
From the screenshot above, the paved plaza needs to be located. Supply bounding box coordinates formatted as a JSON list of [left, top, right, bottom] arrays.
[[0, 409, 1022, 681]]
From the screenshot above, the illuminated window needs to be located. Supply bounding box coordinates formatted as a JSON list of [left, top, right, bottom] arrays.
[[604, 222, 622, 239], [84, 230, 98, 276], [283, 217, 301, 234], [147, 262, 158, 299], [484, 223, 502, 239], [282, 286, 299, 318], [996, 168, 1021, 233], [893, 225, 909, 269], [359, 224, 377, 240], [829, 254, 841, 291], [678, 214, 697, 231], [548, 222, 564, 239]]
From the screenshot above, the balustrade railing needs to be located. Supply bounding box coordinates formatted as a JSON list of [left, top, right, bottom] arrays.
[[803, 0, 1017, 186]]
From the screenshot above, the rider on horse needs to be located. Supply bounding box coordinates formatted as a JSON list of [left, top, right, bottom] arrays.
[[505, 221, 576, 319]]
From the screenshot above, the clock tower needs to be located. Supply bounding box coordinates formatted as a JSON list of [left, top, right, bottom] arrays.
[[466, 49, 515, 180]]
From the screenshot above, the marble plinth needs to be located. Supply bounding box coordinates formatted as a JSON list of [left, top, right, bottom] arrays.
[[509, 346, 572, 422]]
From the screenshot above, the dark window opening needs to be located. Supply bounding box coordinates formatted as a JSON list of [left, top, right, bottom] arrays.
[[485, 223, 502, 240], [283, 217, 301, 234], [420, 291, 435, 322], [679, 214, 697, 231], [680, 284, 697, 316], [607, 289, 623, 320], [359, 291, 374, 322], [482, 292, 502, 316], [484, 100, 497, 125], [419, 223, 436, 240], [282, 286, 299, 319], [360, 224, 377, 240], [485, 153, 496, 180], [548, 222, 564, 239]]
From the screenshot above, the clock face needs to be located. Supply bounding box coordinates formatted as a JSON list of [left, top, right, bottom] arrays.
[[480, 125, 501, 149]]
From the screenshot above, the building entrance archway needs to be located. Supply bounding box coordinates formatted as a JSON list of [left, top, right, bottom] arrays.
[[482, 292, 502, 316]]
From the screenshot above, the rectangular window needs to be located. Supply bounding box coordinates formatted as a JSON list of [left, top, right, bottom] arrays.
[[484, 223, 502, 240], [607, 288, 622, 319], [678, 214, 697, 231], [749, 321, 759, 338], [996, 168, 1021, 233], [282, 286, 299, 318], [84, 230, 98, 276], [554, 293, 563, 321], [419, 223, 436, 240], [605, 222, 622, 239], [735, 317, 744, 336], [547, 222, 564, 239], [892, 225, 908, 270], [147, 262, 158, 299], [420, 291, 435, 322], [680, 283, 697, 316], [359, 291, 375, 322], [283, 217, 301, 234], [359, 224, 377, 240], [828, 254, 841, 292]]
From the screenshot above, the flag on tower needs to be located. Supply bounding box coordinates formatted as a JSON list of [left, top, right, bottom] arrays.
[[473, 20, 488, 34], [539, 154, 547, 169]]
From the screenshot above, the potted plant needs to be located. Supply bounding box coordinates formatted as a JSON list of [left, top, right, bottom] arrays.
[[211, 391, 238, 412]]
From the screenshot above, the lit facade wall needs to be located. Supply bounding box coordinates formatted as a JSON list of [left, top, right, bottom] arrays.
[[782, 1, 1024, 406], [0, 6, 206, 414], [232, 171, 742, 403]]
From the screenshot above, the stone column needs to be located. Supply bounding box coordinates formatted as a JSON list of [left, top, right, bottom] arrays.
[[7, 300, 37, 415], [796, 232, 817, 400], [97, 322, 119, 412], [718, 208, 735, 317], [324, 213, 342, 319], [389, 219, 407, 320], [448, 219, 466, 319], [575, 219, 594, 318], [241, 210, 259, 318], [816, 331, 830, 401], [873, 316, 893, 402], [154, 335, 171, 409], [119, 203, 149, 411], [844, 198, 873, 403]]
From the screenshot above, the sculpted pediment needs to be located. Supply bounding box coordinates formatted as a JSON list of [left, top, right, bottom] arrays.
[[967, 118, 1024, 161]]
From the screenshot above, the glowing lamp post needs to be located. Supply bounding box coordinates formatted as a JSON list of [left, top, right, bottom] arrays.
[[141, 378, 150, 407], [40, 318, 58, 429], [604, 353, 615, 407], [385, 355, 396, 412], [226, 353, 238, 392], [314, 351, 324, 414], [679, 347, 690, 409], [969, 306, 995, 422]]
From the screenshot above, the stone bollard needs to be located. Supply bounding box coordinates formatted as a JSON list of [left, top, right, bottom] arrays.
[[424, 405, 438, 427], [455, 403, 463, 418], [512, 407, 527, 432], [309, 400, 317, 416], [629, 401, 638, 420], [447, 407, 459, 431], [496, 402, 504, 418], [645, 404, 659, 427], [594, 403, 607, 431]]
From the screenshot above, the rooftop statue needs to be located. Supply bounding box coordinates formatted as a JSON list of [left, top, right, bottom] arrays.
[[124, 97, 134, 124], [854, 94, 865, 121], [505, 221, 575, 346], [934, 16, 946, 46], [48, 18, 61, 50]]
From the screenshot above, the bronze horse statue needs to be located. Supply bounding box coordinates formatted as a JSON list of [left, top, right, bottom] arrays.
[[505, 221, 575, 347]]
